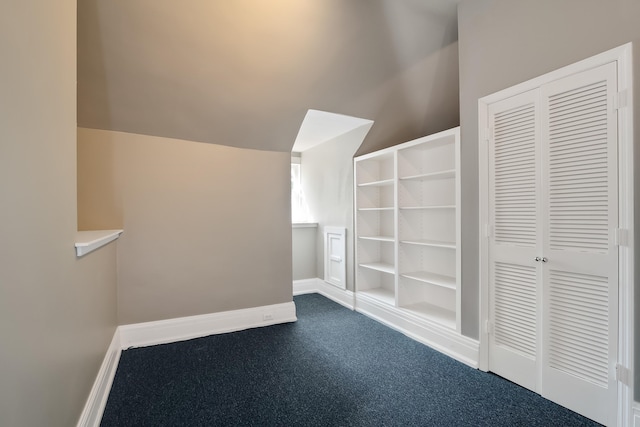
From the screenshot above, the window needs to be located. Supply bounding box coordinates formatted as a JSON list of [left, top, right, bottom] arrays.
[[291, 160, 311, 223]]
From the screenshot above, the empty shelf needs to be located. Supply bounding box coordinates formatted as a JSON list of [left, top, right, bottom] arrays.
[[358, 178, 395, 187], [358, 207, 394, 212], [359, 262, 395, 274], [359, 235, 395, 242], [400, 239, 455, 249], [399, 169, 455, 181], [400, 205, 455, 210], [400, 271, 456, 290]]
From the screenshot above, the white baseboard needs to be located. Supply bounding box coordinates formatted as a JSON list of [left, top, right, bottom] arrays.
[[77, 329, 122, 427], [78, 301, 297, 425], [633, 403, 640, 427], [293, 278, 355, 310], [119, 301, 297, 349], [355, 293, 479, 368], [292, 278, 321, 295]]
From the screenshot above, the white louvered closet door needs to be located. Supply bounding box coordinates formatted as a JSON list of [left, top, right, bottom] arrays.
[[487, 89, 542, 392], [539, 62, 618, 426], [486, 62, 619, 426]]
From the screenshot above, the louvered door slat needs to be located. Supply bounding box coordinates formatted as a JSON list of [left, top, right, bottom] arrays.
[[493, 263, 537, 358], [547, 78, 609, 255], [548, 270, 609, 387], [548, 135, 606, 149], [492, 101, 537, 248]]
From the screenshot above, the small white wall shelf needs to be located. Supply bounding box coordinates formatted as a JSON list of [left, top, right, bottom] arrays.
[[75, 230, 123, 257]]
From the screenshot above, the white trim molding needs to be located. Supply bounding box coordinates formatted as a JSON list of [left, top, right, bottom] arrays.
[[119, 302, 297, 349], [76, 329, 122, 427], [633, 403, 640, 427], [293, 278, 355, 310], [78, 302, 297, 426], [355, 293, 479, 368], [323, 226, 347, 290]]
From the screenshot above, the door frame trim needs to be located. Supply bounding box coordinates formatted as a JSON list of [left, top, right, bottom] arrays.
[[478, 43, 633, 425]]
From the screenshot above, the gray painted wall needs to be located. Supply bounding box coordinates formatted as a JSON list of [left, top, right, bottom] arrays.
[[0, 1, 118, 425], [292, 227, 318, 280], [457, 0, 640, 392], [301, 126, 372, 291], [78, 128, 293, 324]]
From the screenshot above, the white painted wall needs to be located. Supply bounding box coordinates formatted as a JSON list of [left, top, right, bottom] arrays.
[[0, 2, 118, 425], [301, 125, 372, 291]]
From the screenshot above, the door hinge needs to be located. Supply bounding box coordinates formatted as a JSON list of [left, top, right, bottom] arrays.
[[485, 320, 494, 335], [484, 224, 493, 238], [614, 228, 629, 247], [615, 364, 630, 385], [614, 90, 629, 110]]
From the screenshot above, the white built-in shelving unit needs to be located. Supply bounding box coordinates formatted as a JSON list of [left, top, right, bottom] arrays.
[[355, 128, 470, 361], [396, 131, 460, 331]]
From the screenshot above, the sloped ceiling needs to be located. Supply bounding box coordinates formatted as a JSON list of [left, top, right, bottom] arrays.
[[78, 0, 461, 154]]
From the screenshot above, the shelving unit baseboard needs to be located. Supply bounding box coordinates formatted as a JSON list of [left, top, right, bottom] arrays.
[[357, 288, 395, 306], [399, 302, 456, 329], [355, 292, 479, 368]]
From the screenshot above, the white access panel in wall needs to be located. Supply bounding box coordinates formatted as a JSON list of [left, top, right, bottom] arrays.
[[324, 226, 346, 289]]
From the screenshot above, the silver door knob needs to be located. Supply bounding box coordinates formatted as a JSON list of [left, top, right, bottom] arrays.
[[535, 257, 541, 262], [541, 257, 548, 263]]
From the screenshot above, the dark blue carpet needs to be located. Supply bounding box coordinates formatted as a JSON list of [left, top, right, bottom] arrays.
[[101, 294, 600, 426]]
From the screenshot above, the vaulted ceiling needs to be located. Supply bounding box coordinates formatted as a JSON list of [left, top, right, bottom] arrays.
[[78, 0, 461, 154]]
